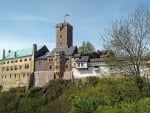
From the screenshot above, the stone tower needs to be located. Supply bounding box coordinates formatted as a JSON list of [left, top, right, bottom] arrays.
[[56, 22, 73, 48]]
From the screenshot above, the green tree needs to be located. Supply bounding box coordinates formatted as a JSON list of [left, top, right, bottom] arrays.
[[78, 41, 95, 54]]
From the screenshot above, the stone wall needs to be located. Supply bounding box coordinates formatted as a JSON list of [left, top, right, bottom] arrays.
[[34, 71, 54, 87], [63, 71, 73, 80]]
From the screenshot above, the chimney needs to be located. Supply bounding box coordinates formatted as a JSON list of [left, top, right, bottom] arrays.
[[32, 44, 37, 56], [14, 51, 17, 58], [2, 49, 5, 60]]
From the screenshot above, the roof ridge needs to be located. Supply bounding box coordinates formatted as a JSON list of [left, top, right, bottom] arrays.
[[1, 45, 45, 60]]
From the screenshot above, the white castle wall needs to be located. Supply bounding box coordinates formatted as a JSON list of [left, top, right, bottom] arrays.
[[72, 66, 110, 78]]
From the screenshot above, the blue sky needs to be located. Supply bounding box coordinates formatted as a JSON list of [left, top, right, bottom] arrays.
[[0, 0, 150, 56]]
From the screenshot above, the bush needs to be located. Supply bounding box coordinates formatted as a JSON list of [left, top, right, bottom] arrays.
[[70, 95, 100, 113], [87, 77, 99, 87], [27, 86, 42, 97]]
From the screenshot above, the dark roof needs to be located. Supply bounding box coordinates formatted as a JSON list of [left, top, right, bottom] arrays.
[[36, 52, 50, 60], [48, 46, 77, 56], [76, 56, 89, 62], [73, 54, 81, 58]]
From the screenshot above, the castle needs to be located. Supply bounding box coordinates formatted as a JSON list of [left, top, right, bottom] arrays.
[[1, 22, 150, 91], [0, 22, 79, 91]]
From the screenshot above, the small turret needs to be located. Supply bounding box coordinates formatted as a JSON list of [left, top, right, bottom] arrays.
[[14, 51, 17, 58], [2, 49, 5, 60], [32, 44, 37, 57]]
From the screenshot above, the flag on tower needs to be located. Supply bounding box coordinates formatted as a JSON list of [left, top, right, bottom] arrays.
[[65, 13, 70, 17], [64, 13, 70, 23]]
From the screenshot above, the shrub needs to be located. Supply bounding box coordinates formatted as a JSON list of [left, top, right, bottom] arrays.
[[70, 95, 100, 113]]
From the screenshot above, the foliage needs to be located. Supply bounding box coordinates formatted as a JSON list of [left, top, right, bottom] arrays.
[[27, 86, 42, 97], [96, 98, 150, 113], [78, 41, 95, 54], [17, 98, 44, 113], [0, 77, 149, 113], [70, 95, 99, 113], [114, 98, 150, 113], [48, 98, 70, 113], [87, 76, 99, 87]]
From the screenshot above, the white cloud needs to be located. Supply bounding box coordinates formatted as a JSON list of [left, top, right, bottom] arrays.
[[0, 15, 50, 23]]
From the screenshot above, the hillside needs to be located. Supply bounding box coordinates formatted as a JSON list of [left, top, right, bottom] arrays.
[[0, 77, 150, 113]]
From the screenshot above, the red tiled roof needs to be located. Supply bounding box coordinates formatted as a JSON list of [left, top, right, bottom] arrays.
[[97, 49, 111, 58]]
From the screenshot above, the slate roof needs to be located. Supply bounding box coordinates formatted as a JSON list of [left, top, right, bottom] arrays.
[[48, 46, 77, 56], [76, 56, 89, 62], [73, 54, 81, 58], [1, 45, 44, 60], [36, 52, 50, 60]]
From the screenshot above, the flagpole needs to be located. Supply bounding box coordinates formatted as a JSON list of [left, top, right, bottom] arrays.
[[64, 15, 66, 23], [64, 13, 69, 23]]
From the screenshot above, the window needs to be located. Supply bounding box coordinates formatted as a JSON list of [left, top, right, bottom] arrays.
[[2, 67, 5, 71], [19, 65, 22, 69], [14, 66, 17, 70], [81, 63, 83, 67], [14, 74, 16, 78], [65, 57, 69, 61], [6, 67, 9, 71], [60, 35, 62, 38], [25, 64, 29, 69], [49, 65, 52, 69], [65, 64, 68, 69], [20, 59, 22, 62], [78, 63, 80, 67], [29, 58, 31, 61], [23, 74, 25, 78], [60, 27, 62, 31], [3, 62, 5, 64], [10, 74, 11, 78], [39, 61, 43, 66], [60, 42, 62, 45], [7, 61, 9, 64], [10, 67, 13, 71], [11, 61, 13, 63], [49, 58, 53, 62], [15, 60, 18, 63], [24, 59, 27, 61], [27, 64, 29, 69], [55, 66, 58, 69]]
